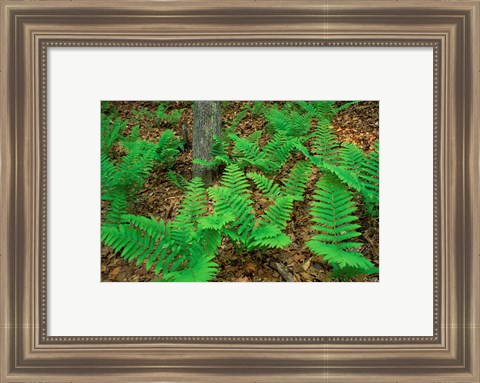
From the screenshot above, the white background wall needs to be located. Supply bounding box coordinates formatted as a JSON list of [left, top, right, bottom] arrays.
[[48, 47, 433, 336]]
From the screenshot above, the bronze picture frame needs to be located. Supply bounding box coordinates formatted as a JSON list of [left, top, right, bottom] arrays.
[[0, 1, 479, 381]]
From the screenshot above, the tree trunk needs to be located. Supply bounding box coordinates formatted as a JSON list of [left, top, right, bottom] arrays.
[[192, 101, 222, 186]]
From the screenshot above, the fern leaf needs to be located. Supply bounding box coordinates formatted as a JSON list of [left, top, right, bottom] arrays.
[[173, 177, 207, 232], [334, 101, 359, 114], [209, 165, 255, 247], [246, 130, 262, 143], [249, 225, 292, 249], [339, 141, 365, 175], [258, 133, 297, 173], [247, 172, 281, 198], [229, 133, 261, 169], [156, 129, 181, 168], [154, 103, 185, 125], [320, 162, 364, 193], [307, 242, 372, 269], [126, 125, 140, 143], [264, 107, 311, 137], [306, 174, 374, 274], [117, 140, 156, 198], [101, 216, 168, 264], [101, 114, 127, 155], [163, 239, 219, 282], [224, 109, 247, 135], [249, 196, 294, 250], [102, 177, 221, 282], [329, 264, 379, 281], [217, 164, 251, 195], [311, 120, 339, 162], [310, 101, 337, 119], [104, 189, 128, 224], [101, 139, 156, 223], [281, 161, 312, 201], [359, 141, 379, 216], [101, 153, 116, 195], [166, 170, 188, 190], [262, 196, 294, 228], [198, 213, 236, 230]]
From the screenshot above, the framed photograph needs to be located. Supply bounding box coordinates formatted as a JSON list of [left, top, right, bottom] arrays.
[[99, 99, 380, 283], [1, 1, 478, 382]]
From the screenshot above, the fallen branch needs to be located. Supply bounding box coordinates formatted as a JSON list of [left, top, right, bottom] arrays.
[[269, 261, 295, 282]]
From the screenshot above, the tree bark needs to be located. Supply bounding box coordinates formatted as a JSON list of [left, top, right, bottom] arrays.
[[192, 101, 222, 186]]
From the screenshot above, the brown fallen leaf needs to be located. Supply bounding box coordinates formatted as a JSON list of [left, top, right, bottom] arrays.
[[245, 262, 257, 274], [300, 272, 313, 281], [108, 266, 122, 280], [302, 257, 312, 271], [292, 254, 306, 263]]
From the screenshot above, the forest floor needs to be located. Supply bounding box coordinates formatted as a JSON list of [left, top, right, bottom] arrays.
[[101, 101, 379, 282]]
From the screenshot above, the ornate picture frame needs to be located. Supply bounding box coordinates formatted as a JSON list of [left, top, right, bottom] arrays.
[[1, 1, 478, 381]]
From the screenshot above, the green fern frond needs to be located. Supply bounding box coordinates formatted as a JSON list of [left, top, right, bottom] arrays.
[[264, 107, 312, 138], [156, 129, 181, 168], [296, 101, 339, 121], [228, 131, 299, 174], [301, 101, 358, 120], [162, 252, 218, 282], [101, 114, 128, 156], [104, 189, 128, 224], [334, 101, 359, 114], [154, 103, 185, 125], [211, 135, 228, 157], [339, 141, 365, 174], [101, 215, 169, 264], [162, 227, 221, 282], [264, 107, 292, 135], [198, 213, 236, 230], [224, 109, 247, 135], [296, 101, 318, 118], [216, 164, 251, 195], [246, 130, 262, 144], [329, 264, 379, 281], [320, 162, 364, 194], [166, 170, 188, 190], [281, 161, 312, 201], [101, 153, 116, 195], [309, 101, 337, 119], [244, 101, 266, 117], [102, 177, 221, 281], [246, 172, 281, 199], [248, 161, 311, 250], [250, 195, 294, 249], [117, 140, 157, 198], [102, 139, 157, 224], [208, 165, 255, 247], [249, 224, 292, 249], [307, 242, 372, 270], [359, 140, 379, 216], [101, 101, 114, 114], [248, 161, 311, 203], [173, 177, 207, 231], [192, 158, 218, 168], [306, 174, 374, 275], [229, 133, 261, 168], [126, 125, 140, 143], [260, 195, 294, 228], [258, 133, 297, 173], [311, 120, 339, 162]]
